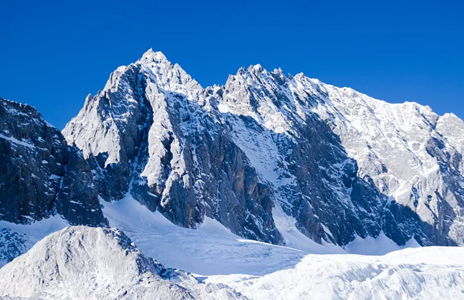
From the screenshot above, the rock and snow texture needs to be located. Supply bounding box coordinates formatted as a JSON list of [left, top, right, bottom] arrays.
[[101, 194, 343, 276], [207, 247, 464, 300], [0, 215, 69, 267], [63, 49, 464, 248], [0, 226, 246, 300], [302, 82, 464, 246]]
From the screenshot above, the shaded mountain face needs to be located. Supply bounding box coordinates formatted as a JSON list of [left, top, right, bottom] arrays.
[[0, 98, 106, 226], [62, 50, 464, 247]]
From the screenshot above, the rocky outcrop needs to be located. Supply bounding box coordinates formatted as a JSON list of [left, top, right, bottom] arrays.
[[0, 228, 31, 266], [0, 98, 106, 226]]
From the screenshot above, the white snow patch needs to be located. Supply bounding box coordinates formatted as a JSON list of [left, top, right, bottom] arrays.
[[218, 103, 230, 113], [0, 134, 35, 149], [0, 216, 68, 244], [272, 204, 344, 254], [345, 232, 421, 255]]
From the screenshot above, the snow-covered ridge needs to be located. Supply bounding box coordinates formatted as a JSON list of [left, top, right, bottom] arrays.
[[0, 226, 246, 300]]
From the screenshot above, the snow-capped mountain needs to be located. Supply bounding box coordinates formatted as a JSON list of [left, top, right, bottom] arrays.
[[62, 49, 464, 248]]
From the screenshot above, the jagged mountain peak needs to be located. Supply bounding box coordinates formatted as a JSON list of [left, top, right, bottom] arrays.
[[247, 63, 265, 74], [140, 48, 169, 63], [1, 97, 49, 126], [0, 97, 106, 227], [136, 50, 203, 96]]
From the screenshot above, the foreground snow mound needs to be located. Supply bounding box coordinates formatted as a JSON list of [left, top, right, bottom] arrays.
[[0, 226, 245, 300], [209, 247, 464, 300]]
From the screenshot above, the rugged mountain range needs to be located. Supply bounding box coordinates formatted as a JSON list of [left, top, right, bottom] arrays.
[[1, 50, 464, 262]]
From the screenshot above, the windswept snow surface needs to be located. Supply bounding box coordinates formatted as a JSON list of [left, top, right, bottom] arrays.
[[101, 196, 464, 299], [206, 247, 464, 300], [101, 195, 430, 277]]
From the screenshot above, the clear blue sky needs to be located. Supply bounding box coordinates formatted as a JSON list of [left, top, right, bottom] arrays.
[[1, 0, 463, 129]]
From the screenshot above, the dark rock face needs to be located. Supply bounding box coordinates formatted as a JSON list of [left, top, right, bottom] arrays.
[[216, 72, 392, 246], [0, 98, 107, 226]]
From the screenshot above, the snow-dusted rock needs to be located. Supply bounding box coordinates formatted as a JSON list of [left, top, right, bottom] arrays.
[[297, 80, 464, 246], [0, 226, 246, 300]]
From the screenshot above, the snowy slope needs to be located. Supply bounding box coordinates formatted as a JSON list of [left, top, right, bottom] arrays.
[[207, 247, 464, 300], [101, 194, 342, 276]]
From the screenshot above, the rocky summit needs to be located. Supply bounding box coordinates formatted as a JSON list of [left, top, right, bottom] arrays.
[[1, 50, 464, 264]]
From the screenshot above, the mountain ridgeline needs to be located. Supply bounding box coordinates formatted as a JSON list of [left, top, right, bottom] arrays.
[[2, 50, 464, 252]]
